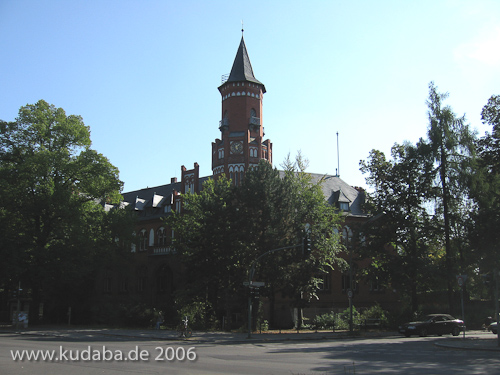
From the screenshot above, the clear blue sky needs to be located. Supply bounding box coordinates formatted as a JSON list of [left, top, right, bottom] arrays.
[[1, 0, 499, 192]]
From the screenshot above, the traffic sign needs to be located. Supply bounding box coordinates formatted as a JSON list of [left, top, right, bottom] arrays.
[[456, 275, 467, 287], [243, 281, 265, 287]]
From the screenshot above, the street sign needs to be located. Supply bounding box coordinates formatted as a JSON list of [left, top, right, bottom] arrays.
[[243, 281, 265, 287], [347, 289, 353, 299], [456, 275, 467, 287]]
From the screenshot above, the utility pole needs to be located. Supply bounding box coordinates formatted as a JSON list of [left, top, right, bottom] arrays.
[[15, 282, 21, 330], [496, 269, 500, 347]]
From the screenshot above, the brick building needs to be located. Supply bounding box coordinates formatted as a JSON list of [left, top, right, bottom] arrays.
[[99, 36, 398, 327]]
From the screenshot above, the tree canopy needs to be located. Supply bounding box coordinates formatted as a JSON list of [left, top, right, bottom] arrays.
[[0, 100, 134, 323], [360, 83, 478, 315], [167, 157, 344, 329], [469, 95, 500, 273]]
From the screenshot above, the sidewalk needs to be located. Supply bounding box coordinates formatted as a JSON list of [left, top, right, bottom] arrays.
[[3, 326, 500, 351], [434, 333, 500, 352], [3, 326, 375, 343]]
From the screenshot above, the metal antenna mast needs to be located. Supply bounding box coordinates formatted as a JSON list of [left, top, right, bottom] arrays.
[[336, 131, 340, 177]]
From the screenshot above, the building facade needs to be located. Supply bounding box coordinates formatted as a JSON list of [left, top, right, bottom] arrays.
[[98, 36, 398, 328]]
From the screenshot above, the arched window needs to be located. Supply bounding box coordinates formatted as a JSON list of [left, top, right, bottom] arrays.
[[149, 228, 155, 246], [131, 232, 137, 253], [157, 227, 167, 246], [139, 229, 147, 251]]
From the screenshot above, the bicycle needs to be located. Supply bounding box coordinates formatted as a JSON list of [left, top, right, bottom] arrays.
[[177, 316, 192, 338]]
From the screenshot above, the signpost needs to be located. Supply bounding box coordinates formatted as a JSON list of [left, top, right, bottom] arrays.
[[246, 225, 312, 338], [456, 274, 467, 339]]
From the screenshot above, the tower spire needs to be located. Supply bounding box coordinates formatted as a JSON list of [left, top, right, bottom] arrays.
[[212, 36, 272, 180], [224, 35, 266, 92]]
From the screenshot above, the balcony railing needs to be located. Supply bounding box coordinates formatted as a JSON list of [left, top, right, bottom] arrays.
[[150, 246, 176, 256], [219, 118, 229, 132]]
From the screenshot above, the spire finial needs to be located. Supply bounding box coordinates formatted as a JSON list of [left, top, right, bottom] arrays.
[[241, 20, 244, 35]]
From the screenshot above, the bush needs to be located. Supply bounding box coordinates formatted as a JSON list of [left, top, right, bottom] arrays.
[[311, 306, 365, 331], [89, 302, 154, 327], [338, 306, 363, 329], [360, 303, 389, 325], [177, 301, 219, 330], [311, 312, 335, 330], [311, 305, 390, 331]]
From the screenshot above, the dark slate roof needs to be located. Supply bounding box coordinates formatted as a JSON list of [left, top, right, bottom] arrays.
[[122, 182, 182, 207], [225, 37, 266, 92], [313, 174, 365, 216], [278, 171, 365, 216], [121, 173, 364, 219]]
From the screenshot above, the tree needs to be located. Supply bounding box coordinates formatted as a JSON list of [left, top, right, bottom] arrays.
[[425, 82, 476, 312], [0, 100, 132, 323], [469, 95, 500, 288], [167, 156, 344, 329], [360, 141, 440, 312], [236, 156, 344, 328], [166, 176, 242, 328]]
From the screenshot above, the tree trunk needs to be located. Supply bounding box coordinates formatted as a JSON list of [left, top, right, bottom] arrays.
[[440, 144, 454, 313]]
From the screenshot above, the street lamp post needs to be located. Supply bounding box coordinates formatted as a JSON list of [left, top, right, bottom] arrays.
[[246, 225, 312, 339]]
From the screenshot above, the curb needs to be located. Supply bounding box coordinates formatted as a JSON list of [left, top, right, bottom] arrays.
[[434, 339, 500, 352], [6, 328, 499, 351]]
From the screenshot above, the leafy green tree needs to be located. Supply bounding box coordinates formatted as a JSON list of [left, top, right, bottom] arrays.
[[360, 83, 477, 314], [276, 154, 344, 327], [360, 142, 439, 313], [166, 176, 242, 328], [0, 100, 132, 323], [168, 156, 344, 329], [425, 82, 476, 311], [235, 157, 344, 328], [469, 95, 500, 290]]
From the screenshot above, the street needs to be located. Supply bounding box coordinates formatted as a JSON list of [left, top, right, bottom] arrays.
[[1, 331, 499, 374]]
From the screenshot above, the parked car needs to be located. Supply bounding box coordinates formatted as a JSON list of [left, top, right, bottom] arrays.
[[398, 314, 464, 337], [489, 322, 497, 334]]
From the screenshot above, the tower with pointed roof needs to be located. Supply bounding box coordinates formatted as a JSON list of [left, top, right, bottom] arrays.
[[212, 36, 272, 183]]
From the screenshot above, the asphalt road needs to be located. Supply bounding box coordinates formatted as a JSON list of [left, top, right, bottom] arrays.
[[1, 331, 499, 375]]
